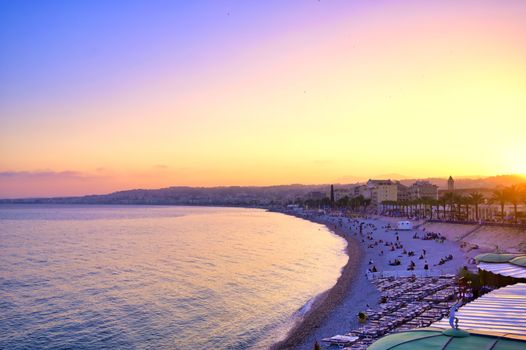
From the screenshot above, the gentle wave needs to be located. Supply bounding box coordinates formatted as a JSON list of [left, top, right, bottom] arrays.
[[0, 205, 347, 349]]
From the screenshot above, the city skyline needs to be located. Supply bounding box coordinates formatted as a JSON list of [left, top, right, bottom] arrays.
[[2, 1, 526, 197]]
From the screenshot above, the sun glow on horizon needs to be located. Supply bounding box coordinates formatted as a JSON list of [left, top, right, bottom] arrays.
[[1, 1, 526, 197]]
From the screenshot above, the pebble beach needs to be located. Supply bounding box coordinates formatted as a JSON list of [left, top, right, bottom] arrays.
[[272, 212, 478, 350]]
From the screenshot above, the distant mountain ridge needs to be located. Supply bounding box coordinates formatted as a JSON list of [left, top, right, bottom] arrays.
[[397, 174, 526, 189], [1, 174, 524, 205], [0, 184, 330, 206]]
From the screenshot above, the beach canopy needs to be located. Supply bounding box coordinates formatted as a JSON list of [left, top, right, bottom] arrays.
[[474, 253, 524, 264], [433, 283, 526, 336], [475, 253, 526, 279], [510, 256, 526, 267], [368, 328, 525, 350], [477, 262, 526, 279]]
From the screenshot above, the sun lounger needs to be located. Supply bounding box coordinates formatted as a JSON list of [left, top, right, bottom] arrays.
[[321, 335, 359, 345]]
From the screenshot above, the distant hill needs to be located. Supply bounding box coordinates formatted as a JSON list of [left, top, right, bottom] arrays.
[[0, 184, 332, 206], [1, 174, 524, 205], [398, 174, 526, 189]]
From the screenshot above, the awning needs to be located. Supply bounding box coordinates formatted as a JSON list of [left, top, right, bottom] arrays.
[[432, 283, 526, 336], [477, 262, 526, 279]]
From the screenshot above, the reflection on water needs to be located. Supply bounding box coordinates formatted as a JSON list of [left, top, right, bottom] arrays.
[[0, 205, 347, 349]]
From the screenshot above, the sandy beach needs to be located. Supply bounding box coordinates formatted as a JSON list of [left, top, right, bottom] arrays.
[[272, 213, 477, 350]]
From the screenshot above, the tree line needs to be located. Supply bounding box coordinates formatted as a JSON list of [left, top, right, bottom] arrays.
[[383, 184, 526, 224], [294, 184, 526, 224], [298, 195, 372, 212]]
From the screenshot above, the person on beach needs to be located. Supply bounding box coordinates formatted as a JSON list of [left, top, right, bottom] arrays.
[[448, 301, 462, 329]]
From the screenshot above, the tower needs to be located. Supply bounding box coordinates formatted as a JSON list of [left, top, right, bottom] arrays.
[[330, 185, 335, 204], [447, 176, 454, 193]]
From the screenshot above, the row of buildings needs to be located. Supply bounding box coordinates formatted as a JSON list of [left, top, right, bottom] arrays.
[[354, 179, 440, 205]]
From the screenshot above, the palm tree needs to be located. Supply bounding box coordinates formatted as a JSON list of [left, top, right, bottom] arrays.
[[468, 192, 484, 222], [421, 198, 429, 219], [441, 192, 456, 220], [432, 198, 440, 220], [409, 199, 417, 217], [419, 198, 427, 218], [454, 195, 467, 221], [421, 198, 430, 219], [414, 198, 420, 218], [454, 195, 463, 221], [438, 195, 448, 220], [425, 198, 438, 220], [505, 185, 522, 224], [337, 195, 350, 209], [350, 195, 365, 212], [491, 189, 507, 223], [456, 196, 470, 220]]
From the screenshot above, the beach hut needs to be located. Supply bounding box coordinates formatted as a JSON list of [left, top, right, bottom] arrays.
[[397, 221, 413, 231], [368, 328, 525, 350]]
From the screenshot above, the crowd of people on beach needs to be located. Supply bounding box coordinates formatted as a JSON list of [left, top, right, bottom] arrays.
[[343, 218, 457, 274], [437, 254, 454, 266], [411, 229, 446, 242], [301, 213, 461, 275], [281, 209, 476, 350]]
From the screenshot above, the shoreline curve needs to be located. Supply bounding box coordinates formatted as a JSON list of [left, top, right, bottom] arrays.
[[270, 213, 363, 350]]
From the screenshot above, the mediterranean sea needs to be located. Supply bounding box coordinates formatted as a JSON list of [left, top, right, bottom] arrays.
[[0, 205, 347, 349]]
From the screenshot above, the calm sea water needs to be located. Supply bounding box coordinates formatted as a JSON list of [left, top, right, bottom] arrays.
[[0, 205, 347, 349]]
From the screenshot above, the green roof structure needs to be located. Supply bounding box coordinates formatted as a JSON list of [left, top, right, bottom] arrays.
[[475, 254, 526, 279], [510, 256, 526, 268], [474, 253, 524, 264], [368, 328, 526, 350]]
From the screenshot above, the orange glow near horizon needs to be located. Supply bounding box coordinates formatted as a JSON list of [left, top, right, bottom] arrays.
[[1, 1, 526, 197]]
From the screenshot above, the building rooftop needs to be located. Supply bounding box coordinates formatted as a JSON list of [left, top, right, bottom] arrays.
[[368, 179, 395, 186]]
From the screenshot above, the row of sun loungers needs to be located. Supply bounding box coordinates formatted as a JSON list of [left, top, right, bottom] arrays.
[[324, 275, 462, 349]]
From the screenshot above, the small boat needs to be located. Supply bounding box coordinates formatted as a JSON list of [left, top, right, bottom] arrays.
[[321, 335, 359, 345]]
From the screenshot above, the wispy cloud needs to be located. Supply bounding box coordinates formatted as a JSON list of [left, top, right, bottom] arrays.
[[0, 170, 92, 179], [0, 170, 105, 198]]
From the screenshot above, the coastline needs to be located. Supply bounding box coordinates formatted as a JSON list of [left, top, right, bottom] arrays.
[[269, 212, 477, 350], [270, 213, 363, 350]]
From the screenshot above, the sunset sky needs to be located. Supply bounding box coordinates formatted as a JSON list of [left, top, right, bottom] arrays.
[[1, 1, 526, 198]]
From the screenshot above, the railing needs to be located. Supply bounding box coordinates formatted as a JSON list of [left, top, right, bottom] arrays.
[[428, 219, 526, 229], [428, 219, 478, 225]]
